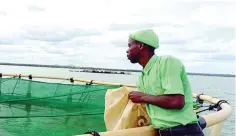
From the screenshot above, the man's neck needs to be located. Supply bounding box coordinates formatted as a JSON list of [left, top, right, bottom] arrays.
[[139, 53, 155, 68]]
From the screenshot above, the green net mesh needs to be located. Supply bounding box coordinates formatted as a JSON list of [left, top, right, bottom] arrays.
[[0, 77, 201, 136], [0, 77, 120, 136]]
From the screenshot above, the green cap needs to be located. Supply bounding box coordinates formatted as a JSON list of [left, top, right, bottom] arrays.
[[129, 29, 159, 49]]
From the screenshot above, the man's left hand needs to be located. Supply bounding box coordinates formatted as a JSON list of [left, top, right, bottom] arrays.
[[128, 91, 147, 103]]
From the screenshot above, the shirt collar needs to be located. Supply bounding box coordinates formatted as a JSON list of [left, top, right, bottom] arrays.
[[142, 55, 158, 74]]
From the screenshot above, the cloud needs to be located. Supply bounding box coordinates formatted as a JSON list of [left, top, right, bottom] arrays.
[[108, 23, 183, 31], [21, 26, 102, 42], [57, 37, 91, 47], [189, 1, 236, 27], [0, 25, 103, 46], [209, 54, 235, 61], [27, 5, 45, 12], [110, 40, 127, 47], [0, 11, 6, 16], [0, 39, 15, 45], [0, 0, 235, 75]]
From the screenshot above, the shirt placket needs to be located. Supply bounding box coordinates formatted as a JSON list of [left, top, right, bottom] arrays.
[[140, 73, 148, 94]]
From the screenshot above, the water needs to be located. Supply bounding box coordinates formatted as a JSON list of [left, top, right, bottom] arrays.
[[0, 65, 235, 136]]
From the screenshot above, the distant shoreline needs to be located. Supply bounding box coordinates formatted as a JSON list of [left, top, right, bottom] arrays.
[[0, 62, 235, 78]]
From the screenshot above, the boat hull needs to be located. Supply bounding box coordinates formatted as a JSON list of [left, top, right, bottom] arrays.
[[76, 93, 232, 136]]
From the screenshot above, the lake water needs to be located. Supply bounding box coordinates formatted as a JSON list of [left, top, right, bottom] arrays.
[[0, 65, 235, 136]]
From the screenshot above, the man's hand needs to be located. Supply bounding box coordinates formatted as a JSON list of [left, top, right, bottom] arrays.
[[128, 91, 147, 103]]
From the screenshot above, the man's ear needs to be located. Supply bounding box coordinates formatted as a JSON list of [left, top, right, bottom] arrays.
[[139, 43, 145, 50]]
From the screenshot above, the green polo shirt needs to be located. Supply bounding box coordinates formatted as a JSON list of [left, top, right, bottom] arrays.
[[136, 55, 198, 129]]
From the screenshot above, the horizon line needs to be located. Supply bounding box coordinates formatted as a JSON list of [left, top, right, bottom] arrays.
[[0, 62, 235, 77]]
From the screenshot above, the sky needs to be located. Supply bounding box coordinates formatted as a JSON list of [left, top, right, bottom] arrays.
[[0, 0, 235, 74]]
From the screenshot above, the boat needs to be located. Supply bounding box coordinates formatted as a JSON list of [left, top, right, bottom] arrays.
[[0, 73, 232, 136]]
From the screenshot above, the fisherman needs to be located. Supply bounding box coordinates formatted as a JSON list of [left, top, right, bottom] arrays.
[[126, 29, 205, 136]]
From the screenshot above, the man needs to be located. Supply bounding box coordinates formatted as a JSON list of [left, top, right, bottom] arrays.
[[126, 29, 205, 136]]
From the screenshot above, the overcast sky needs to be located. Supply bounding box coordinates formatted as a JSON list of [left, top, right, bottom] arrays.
[[0, 0, 235, 74]]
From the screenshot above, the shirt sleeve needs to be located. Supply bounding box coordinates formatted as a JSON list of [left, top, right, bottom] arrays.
[[160, 57, 184, 95]]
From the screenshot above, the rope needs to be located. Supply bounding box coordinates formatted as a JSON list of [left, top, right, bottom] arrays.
[[84, 131, 100, 136], [196, 93, 204, 104], [52, 79, 69, 98], [77, 85, 94, 103], [86, 80, 94, 85], [11, 78, 20, 95], [70, 77, 74, 83], [196, 99, 229, 114]]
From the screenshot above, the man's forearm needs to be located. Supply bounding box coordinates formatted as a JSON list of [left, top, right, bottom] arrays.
[[141, 94, 185, 109]]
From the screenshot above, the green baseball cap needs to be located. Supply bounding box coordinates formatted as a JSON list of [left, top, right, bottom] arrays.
[[129, 29, 159, 49]]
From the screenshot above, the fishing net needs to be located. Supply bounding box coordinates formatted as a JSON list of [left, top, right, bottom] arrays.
[[0, 76, 201, 136]]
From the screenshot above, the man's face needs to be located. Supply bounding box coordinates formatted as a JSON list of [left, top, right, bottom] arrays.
[[126, 39, 141, 63]]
